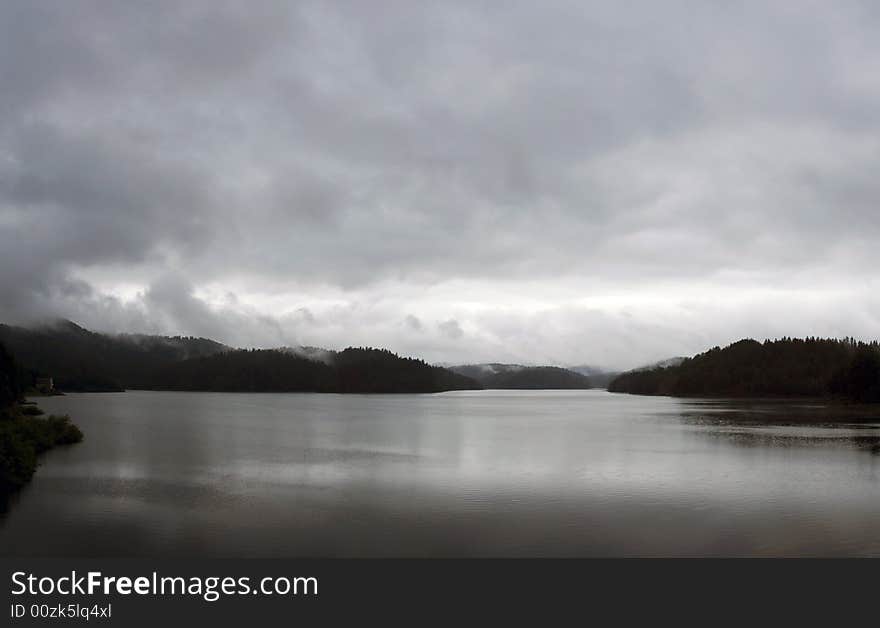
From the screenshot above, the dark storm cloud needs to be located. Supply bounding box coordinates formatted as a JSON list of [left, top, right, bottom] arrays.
[[2, 1, 879, 366]]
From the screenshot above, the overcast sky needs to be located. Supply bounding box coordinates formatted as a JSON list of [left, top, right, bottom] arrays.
[[2, 1, 879, 369]]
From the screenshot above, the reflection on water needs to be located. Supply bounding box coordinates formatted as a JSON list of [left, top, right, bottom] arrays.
[[678, 398, 880, 454], [1, 390, 880, 556]]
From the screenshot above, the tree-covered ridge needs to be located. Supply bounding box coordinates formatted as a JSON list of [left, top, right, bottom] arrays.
[[829, 345, 880, 402], [0, 320, 229, 392], [148, 347, 481, 393], [146, 348, 333, 392], [451, 364, 593, 389], [0, 321, 482, 393], [609, 337, 880, 400], [483, 366, 591, 389], [334, 347, 481, 393]]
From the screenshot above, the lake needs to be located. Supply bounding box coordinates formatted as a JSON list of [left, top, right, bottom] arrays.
[[2, 389, 880, 556]]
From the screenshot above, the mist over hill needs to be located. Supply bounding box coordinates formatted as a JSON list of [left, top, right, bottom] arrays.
[[567, 365, 621, 389], [149, 347, 480, 394], [7, 320, 877, 400], [0, 320, 480, 394], [0, 320, 229, 391], [1, 320, 603, 393], [630, 357, 687, 372]]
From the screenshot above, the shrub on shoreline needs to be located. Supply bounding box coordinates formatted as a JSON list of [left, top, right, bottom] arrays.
[[1, 341, 85, 496], [0, 410, 84, 494]]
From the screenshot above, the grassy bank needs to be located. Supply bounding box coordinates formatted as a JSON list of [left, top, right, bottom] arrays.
[[1, 342, 84, 497], [0, 402, 83, 495]]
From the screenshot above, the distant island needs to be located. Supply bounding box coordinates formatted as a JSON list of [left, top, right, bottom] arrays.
[[609, 338, 880, 402]]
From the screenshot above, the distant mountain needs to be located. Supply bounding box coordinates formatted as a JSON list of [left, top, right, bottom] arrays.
[[0, 320, 228, 391], [568, 365, 620, 389], [0, 321, 481, 394], [448, 363, 523, 381], [608, 338, 880, 400], [567, 365, 605, 377], [450, 363, 593, 389], [569, 358, 685, 384]]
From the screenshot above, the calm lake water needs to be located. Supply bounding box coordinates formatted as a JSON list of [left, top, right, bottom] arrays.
[[3, 390, 880, 557]]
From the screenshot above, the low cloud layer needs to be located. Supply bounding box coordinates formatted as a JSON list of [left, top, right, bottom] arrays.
[[2, 1, 879, 369]]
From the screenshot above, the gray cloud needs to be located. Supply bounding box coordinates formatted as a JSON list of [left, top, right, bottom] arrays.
[[2, 1, 880, 369], [403, 315, 423, 332], [438, 319, 464, 340]]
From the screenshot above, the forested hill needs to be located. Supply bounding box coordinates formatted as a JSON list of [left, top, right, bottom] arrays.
[[608, 338, 880, 401], [0, 342, 21, 408], [0, 321, 481, 394], [450, 364, 593, 389], [141, 347, 482, 393], [0, 320, 228, 391]]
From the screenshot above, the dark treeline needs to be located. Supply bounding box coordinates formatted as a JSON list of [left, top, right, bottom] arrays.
[[0, 321, 481, 394], [10, 321, 878, 399], [485, 366, 591, 389], [451, 364, 593, 389], [609, 338, 880, 401], [149, 347, 481, 393], [333, 348, 480, 393], [0, 343, 21, 408], [0, 343, 83, 496], [0, 321, 228, 392], [830, 345, 880, 402]]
